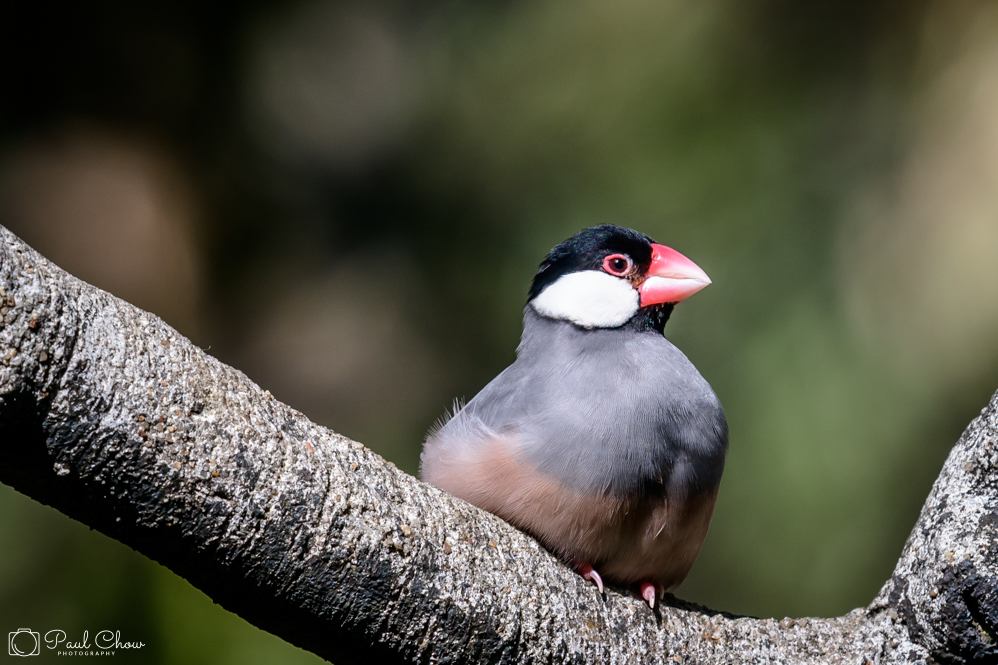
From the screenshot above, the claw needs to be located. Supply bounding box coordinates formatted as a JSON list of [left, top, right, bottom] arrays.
[[641, 582, 656, 608], [577, 563, 604, 594]]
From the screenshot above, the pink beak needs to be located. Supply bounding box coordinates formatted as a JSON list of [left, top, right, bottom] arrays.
[[638, 243, 711, 307]]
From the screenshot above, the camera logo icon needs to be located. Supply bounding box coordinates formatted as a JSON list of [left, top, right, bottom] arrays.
[[8, 629, 40, 657]]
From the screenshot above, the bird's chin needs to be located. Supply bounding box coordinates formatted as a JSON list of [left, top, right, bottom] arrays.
[[627, 303, 674, 334]]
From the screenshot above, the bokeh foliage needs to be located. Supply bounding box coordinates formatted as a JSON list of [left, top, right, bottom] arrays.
[[3, 1, 998, 662]]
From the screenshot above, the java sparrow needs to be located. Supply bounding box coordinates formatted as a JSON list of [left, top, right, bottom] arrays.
[[420, 225, 727, 607]]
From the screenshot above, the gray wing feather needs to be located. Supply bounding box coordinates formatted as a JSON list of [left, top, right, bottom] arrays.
[[423, 310, 727, 500]]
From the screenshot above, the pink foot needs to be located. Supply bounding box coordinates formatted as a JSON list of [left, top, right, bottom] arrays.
[[641, 582, 657, 608], [577, 563, 604, 594]]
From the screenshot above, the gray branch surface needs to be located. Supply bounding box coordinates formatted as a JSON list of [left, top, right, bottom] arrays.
[[1, 224, 996, 665]]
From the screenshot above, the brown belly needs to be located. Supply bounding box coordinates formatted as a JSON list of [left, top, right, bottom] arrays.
[[422, 434, 718, 589]]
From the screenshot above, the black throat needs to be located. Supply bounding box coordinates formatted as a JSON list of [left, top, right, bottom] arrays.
[[624, 303, 674, 334]]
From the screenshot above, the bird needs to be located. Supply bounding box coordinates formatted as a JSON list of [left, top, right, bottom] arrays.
[[420, 224, 727, 608]]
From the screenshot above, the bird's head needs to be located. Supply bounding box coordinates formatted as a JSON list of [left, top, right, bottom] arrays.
[[528, 224, 710, 332]]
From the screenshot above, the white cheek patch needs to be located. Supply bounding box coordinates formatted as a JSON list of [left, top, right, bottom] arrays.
[[530, 270, 639, 328]]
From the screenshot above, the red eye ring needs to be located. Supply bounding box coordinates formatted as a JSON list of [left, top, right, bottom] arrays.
[[602, 253, 632, 277]]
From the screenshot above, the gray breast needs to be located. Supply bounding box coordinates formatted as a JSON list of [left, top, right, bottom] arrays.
[[450, 308, 728, 499]]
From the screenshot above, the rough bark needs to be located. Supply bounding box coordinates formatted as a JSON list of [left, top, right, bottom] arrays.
[[0, 223, 995, 664]]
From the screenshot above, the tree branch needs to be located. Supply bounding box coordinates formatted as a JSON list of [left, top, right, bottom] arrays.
[[1, 224, 995, 664]]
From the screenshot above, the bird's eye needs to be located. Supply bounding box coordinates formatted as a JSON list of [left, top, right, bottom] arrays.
[[602, 254, 632, 277]]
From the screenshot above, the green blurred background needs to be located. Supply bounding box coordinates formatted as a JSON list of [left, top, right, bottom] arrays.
[[3, 0, 998, 662]]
